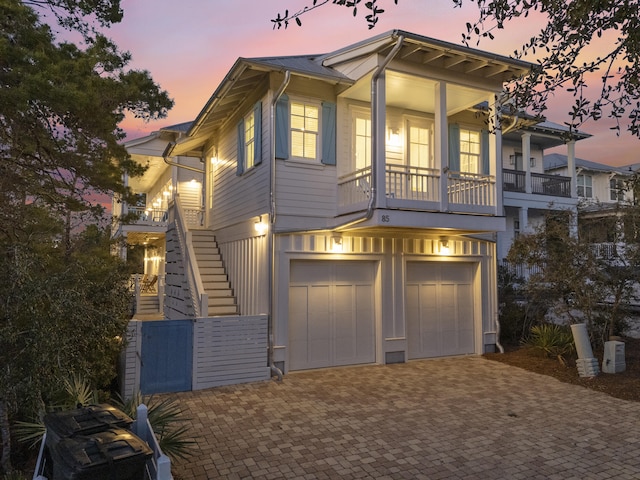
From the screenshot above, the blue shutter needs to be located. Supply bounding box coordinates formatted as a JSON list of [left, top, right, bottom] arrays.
[[448, 124, 460, 172], [237, 120, 245, 176], [321, 101, 336, 165], [275, 94, 289, 159], [481, 129, 490, 175], [254, 101, 263, 166]]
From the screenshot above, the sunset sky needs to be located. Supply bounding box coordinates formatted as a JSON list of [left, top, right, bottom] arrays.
[[101, 0, 638, 167]]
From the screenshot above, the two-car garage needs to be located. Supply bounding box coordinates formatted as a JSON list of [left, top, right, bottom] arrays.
[[287, 259, 478, 371]]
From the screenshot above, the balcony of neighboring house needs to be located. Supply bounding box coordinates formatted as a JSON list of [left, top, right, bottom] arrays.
[[503, 169, 571, 197]]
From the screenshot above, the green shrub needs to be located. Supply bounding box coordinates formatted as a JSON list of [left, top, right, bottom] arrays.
[[524, 324, 576, 365]]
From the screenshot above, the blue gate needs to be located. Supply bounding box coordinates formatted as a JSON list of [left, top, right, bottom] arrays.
[[140, 320, 193, 394]]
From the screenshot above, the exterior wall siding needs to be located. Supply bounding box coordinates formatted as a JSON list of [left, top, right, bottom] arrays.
[[218, 232, 268, 316], [207, 94, 271, 231]]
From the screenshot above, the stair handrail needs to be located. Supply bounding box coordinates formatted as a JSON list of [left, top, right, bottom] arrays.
[[172, 195, 208, 317]]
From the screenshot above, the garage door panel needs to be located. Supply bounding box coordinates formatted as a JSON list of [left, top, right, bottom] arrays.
[[289, 261, 376, 371], [407, 262, 475, 359]]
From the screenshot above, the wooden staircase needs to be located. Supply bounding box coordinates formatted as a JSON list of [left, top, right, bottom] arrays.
[[190, 230, 238, 316]]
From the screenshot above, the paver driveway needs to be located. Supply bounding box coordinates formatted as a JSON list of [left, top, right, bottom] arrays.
[[170, 357, 640, 479]]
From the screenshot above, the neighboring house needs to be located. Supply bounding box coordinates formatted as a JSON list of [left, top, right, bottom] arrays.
[[497, 121, 591, 261], [111, 122, 216, 318], [115, 29, 539, 375], [544, 153, 636, 258]]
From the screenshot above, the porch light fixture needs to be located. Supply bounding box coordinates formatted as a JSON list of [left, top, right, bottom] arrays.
[[254, 216, 268, 236], [387, 127, 401, 147], [439, 237, 450, 255], [330, 235, 343, 253]]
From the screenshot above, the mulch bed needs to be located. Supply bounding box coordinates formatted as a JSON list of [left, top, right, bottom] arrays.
[[484, 336, 640, 402]]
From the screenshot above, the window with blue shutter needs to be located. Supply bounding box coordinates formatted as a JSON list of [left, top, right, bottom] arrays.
[[275, 94, 289, 159], [448, 124, 460, 172], [321, 101, 336, 165]]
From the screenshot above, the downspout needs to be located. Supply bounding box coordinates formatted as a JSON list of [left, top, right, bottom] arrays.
[[162, 142, 205, 174], [268, 70, 291, 381]]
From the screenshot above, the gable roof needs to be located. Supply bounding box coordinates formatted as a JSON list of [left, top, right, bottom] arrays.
[[171, 29, 536, 157], [544, 153, 631, 175]]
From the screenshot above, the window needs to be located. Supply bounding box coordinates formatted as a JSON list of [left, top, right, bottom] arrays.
[[243, 110, 256, 170], [237, 102, 262, 175], [577, 174, 593, 198], [291, 102, 319, 160], [459, 128, 481, 173], [408, 122, 433, 169], [275, 96, 335, 165], [610, 178, 625, 201], [354, 113, 371, 171]]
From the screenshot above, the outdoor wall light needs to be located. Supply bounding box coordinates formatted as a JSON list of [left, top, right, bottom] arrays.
[[254, 216, 268, 236], [439, 237, 450, 255], [387, 127, 401, 147], [330, 235, 344, 253]]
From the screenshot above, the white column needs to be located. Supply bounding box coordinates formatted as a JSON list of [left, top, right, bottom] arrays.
[[493, 98, 502, 215], [522, 133, 532, 194], [519, 206, 529, 234], [373, 70, 387, 209], [567, 140, 577, 198], [435, 81, 448, 212]]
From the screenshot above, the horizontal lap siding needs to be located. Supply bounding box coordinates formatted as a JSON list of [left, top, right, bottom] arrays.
[[276, 164, 337, 216], [192, 315, 270, 389], [209, 99, 270, 231]]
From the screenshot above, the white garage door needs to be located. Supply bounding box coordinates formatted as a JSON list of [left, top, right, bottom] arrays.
[[289, 260, 376, 370], [406, 261, 475, 359]]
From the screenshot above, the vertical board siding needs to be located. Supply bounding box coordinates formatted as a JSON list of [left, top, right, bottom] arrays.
[[120, 316, 269, 397], [219, 235, 267, 316], [192, 315, 270, 390]]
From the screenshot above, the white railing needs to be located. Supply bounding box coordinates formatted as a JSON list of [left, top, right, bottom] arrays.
[[447, 170, 495, 207], [173, 196, 208, 317], [339, 165, 495, 211], [183, 207, 205, 228], [386, 164, 440, 201], [128, 206, 169, 225], [337, 167, 372, 208], [133, 404, 173, 480]]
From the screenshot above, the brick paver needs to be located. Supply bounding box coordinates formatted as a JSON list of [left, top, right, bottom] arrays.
[[169, 357, 640, 479]]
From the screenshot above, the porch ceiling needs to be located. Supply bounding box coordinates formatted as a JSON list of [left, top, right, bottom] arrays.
[[341, 71, 491, 115], [125, 231, 165, 247], [127, 154, 168, 191]]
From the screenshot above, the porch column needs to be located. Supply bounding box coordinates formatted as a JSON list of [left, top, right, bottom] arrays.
[[522, 133, 532, 194], [519, 206, 529, 234], [373, 69, 387, 209], [435, 81, 449, 212], [567, 140, 577, 198], [492, 98, 503, 215]]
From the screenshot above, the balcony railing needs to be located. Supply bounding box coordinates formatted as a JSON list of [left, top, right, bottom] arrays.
[[128, 206, 169, 225], [503, 169, 571, 198], [338, 165, 495, 214]]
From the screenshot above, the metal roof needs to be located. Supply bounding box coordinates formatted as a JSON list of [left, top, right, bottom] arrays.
[[544, 153, 631, 175]]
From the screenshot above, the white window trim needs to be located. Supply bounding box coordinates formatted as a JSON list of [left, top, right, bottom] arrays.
[[404, 115, 435, 170], [289, 96, 321, 163]]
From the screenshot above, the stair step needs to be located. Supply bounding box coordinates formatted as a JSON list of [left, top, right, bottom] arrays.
[[199, 265, 226, 274], [198, 261, 224, 270], [201, 274, 229, 282], [207, 305, 238, 316], [202, 281, 232, 290], [208, 297, 237, 307]]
